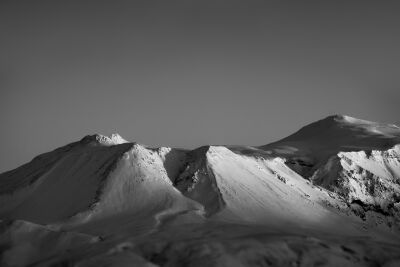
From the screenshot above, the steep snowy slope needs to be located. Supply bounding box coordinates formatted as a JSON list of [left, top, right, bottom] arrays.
[[174, 146, 351, 228], [0, 134, 202, 228], [0, 134, 134, 223], [67, 143, 203, 235]]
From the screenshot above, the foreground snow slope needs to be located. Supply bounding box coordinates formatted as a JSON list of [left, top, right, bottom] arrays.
[[3, 220, 400, 267], [0, 220, 98, 267], [0, 115, 400, 266]]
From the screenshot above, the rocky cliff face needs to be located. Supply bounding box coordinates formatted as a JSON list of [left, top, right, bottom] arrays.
[[309, 145, 400, 226]]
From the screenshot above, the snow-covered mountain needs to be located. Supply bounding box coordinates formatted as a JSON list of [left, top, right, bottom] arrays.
[[1, 115, 400, 267], [260, 115, 400, 222]]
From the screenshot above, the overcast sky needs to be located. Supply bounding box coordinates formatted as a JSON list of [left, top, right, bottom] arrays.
[[1, 0, 399, 172]]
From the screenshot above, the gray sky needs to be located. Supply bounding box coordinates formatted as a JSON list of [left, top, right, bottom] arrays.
[[1, 0, 400, 173]]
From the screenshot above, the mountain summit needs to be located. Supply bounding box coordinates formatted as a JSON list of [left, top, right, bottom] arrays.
[[80, 133, 129, 145], [1, 115, 400, 267], [262, 114, 400, 152]]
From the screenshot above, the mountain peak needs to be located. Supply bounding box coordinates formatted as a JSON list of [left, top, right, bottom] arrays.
[[108, 133, 128, 144], [80, 133, 129, 146], [325, 114, 379, 126], [293, 114, 400, 138], [325, 114, 347, 120], [260, 114, 400, 156]]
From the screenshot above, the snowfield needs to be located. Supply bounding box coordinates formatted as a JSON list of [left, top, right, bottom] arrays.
[[1, 115, 400, 266]]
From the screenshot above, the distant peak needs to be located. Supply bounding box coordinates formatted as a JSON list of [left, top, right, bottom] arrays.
[[326, 114, 346, 120], [324, 114, 376, 125], [274, 114, 400, 144], [80, 133, 129, 146], [326, 114, 355, 121], [108, 133, 128, 144]]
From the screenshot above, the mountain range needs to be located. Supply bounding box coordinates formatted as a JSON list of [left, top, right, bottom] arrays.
[[1, 115, 400, 267]]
